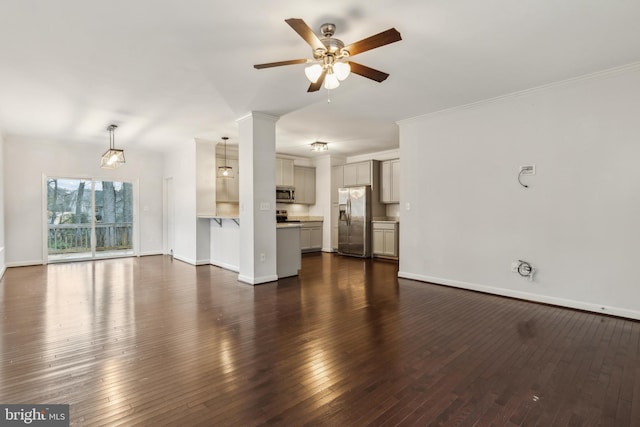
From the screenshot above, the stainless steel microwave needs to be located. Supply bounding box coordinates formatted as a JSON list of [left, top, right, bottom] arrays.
[[276, 186, 295, 203]]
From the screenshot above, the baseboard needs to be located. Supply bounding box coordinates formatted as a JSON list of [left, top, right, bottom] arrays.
[[139, 251, 164, 257], [209, 260, 239, 273], [7, 260, 44, 268], [195, 259, 210, 266], [398, 271, 640, 321], [0, 247, 4, 279], [237, 274, 278, 285], [172, 254, 197, 265]]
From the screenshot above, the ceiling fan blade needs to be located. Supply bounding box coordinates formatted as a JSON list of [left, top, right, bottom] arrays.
[[343, 28, 402, 57], [307, 69, 327, 92], [254, 59, 309, 69], [285, 18, 325, 51], [348, 61, 389, 82]]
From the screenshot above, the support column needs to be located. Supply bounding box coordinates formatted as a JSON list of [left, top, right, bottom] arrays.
[[236, 111, 279, 285]]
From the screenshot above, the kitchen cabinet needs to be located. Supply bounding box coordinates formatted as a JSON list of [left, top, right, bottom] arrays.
[[277, 226, 301, 278], [300, 221, 323, 253], [293, 166, 316, 205], [343, 161, 372, 187], [276, 157, 294, 186], [381, 159, 400, 203], [216, 157, 239, 202], [372, 222, 399, 259]]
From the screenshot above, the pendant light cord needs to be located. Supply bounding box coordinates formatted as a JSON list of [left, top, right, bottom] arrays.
[[222, 136, 229, 168]]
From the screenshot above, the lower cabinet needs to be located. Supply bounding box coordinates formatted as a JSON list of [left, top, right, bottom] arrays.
[[300, 221, 323, 253], [372, 222, 399, 259]]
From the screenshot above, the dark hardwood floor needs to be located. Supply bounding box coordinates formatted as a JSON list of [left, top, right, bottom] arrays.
[[1, 254, 639, 426]]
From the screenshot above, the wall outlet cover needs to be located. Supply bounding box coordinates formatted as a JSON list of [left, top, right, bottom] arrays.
[[519, 165, 536, 175]]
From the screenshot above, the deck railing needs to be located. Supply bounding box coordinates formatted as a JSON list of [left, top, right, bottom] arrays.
[[48, 223, 133, 254]]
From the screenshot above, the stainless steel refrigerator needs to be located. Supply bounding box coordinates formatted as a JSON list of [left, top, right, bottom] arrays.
[[338, 186, 372, 257]]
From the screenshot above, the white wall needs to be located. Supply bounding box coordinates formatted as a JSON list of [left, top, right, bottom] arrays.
[[310, 155, 332, 250], [0, 130, 5, 277], [398, 64, 640, 320], [4, 136, 164, 266], [164, 142, 197, 264], [209, 219, 240, 272]]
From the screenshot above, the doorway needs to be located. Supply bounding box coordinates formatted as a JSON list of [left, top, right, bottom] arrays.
[[46, 177, 135, 262]]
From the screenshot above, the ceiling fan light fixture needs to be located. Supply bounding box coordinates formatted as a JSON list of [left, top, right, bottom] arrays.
[[333, 61, 351, 81], [100, 124, 125, 169], [324, 71, 340, 90], [310, 141, 328, 152], [304, 64, 323, 83], [253, 19, 401, 93]]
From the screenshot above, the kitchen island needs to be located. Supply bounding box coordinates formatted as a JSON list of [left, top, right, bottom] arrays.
[[275, 223, 302, 278], [202, 215, 303, 279]]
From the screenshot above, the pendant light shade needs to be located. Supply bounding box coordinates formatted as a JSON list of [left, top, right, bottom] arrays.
[[324, 71, 340, 90], [101, 124, 125, 169], [217, 137, 234, 179], [333, 61, 351, 81], [304, 64, 323, 83]]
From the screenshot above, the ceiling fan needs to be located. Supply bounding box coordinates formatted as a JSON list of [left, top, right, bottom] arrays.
[[254, 18, 402, 92]]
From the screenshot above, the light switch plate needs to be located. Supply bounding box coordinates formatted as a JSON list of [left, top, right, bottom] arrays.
[[260, 202, 270, 211]]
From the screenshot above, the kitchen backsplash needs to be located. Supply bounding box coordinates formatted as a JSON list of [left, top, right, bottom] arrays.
[[276, 203, 309, 216]]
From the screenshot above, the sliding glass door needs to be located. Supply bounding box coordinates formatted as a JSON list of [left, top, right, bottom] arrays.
[[47, 178, 134, 262]]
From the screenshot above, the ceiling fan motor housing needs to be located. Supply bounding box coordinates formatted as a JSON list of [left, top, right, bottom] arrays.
[[312, 23, 348, 61]]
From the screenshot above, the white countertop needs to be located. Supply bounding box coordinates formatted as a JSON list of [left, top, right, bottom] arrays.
[[287, 216, 324, 222], [197, 214, 239, 219], [372, 217, 400, 223], [276, 223, 303, 229]]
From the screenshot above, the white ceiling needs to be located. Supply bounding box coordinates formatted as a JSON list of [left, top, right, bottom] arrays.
[[1, 1, 639, 158]]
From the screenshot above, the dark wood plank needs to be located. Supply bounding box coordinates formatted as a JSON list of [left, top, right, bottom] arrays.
[[0, 254, 639, 425]]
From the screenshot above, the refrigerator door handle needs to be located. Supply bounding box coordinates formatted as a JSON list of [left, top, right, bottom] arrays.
[[347, 198, 351, 226]]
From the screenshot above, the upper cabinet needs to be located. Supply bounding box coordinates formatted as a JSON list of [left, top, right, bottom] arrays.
[[380, 159, 400, 203], [332, 160, 381, 194], [343, 161, 373, 187], [294, 166, 316, 205], [275, 157, 294, 186]]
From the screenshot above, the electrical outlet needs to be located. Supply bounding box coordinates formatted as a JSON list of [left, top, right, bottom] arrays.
[[519, 165, 536, 175], [260, 253, 265, 262], [511, 261, 519, 272]]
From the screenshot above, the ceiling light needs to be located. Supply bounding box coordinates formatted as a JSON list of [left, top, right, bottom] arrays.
[[324, 70, 340, 90], [310, 142, 328, 152], [304, 61, 350, 88], [333, 61, 351, 81], [100, 124, 125, 169], [304, 64, 323, 83], [217, 137, 234, 179]]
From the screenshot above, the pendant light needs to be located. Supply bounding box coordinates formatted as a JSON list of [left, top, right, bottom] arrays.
[[217, 137, 234, 179], [100, 124, 125, 169]]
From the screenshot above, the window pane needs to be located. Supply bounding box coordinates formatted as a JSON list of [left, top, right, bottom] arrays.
[[95, 181, 133, 256], [47, 178, 92, 259]]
